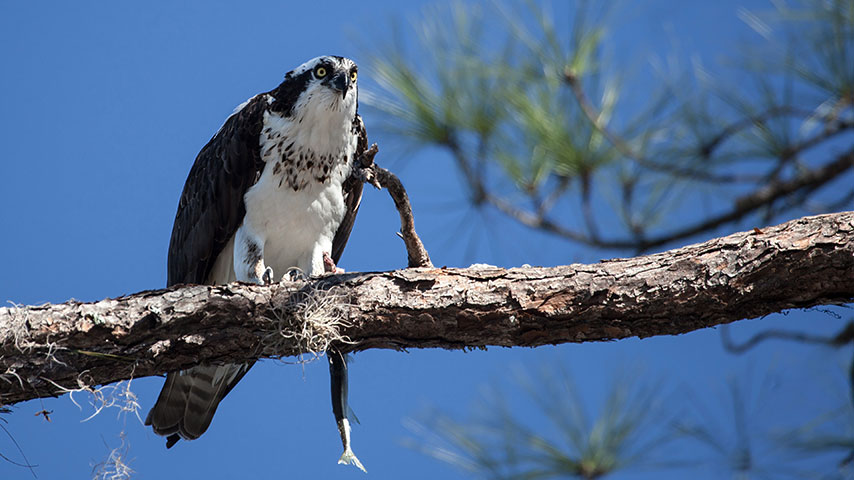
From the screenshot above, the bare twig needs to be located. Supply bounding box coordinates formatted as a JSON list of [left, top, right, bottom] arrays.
[[643, 147, 854, 251], [535, 175, 571, 218], [579, 171, 600, 241], [720, 321, 854, 354], [484, 192, 598, 245], [563, 70, 763, 184], [483, 148, 854, 251], [0, 414, 37, 478], [698, 106, 818, 157], [356, 143, 433, 268], [563, 69, 853, 186]]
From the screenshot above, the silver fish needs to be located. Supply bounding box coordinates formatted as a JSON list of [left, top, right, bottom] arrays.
[[329, 348, 366, 472]]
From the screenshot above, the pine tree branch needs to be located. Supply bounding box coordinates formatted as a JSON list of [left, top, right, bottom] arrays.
[[2, 211, 854, 406], [482, 148, 854, 251]]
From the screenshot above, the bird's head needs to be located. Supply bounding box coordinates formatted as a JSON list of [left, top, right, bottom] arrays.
[[273, 56, 359, 117]]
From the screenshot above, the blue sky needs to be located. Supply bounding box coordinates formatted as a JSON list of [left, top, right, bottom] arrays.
[[1, 1, 850, 479]]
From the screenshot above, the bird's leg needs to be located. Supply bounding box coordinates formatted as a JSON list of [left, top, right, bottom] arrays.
[[323, 252, 345, 274], [234, 224, 273, 284], [329, 348, 365, 472]]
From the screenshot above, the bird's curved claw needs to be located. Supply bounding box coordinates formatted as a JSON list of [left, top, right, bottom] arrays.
[[262, 266, 275, 285], [283, 267, 308, 282]]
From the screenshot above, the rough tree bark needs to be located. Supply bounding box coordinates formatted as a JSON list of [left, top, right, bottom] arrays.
[[2, 211, 853, 406]]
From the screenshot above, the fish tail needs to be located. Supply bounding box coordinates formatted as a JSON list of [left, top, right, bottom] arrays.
[[336, 418, 367, 472], [338, 446, 367, 473]]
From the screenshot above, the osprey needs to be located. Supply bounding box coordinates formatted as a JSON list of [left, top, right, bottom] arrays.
[[146, 55, 367, 470]]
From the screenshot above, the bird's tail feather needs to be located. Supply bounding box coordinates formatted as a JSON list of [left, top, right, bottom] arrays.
[[145, 362, 253, 447]]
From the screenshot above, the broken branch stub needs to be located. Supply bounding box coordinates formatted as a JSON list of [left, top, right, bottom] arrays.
[[355, 143, 433, 268]]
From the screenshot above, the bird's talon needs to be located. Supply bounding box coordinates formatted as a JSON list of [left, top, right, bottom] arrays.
[[323, 252, 345, 274], [262, 267, 274, 285], [355, 167, 380, 190], [284, 267, 308, 282]]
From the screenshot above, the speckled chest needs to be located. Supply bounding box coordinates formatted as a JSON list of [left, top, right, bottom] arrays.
[[259, 105, 356, 192], [244, 103, 357, 275], [261, 130, 343, 191]]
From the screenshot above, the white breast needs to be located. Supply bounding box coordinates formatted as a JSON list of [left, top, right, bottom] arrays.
[[207, 86, 358, 284], [243, 169, 348, 276], [246, 88, 357, 277]]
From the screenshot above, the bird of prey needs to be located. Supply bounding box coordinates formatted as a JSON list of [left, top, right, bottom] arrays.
[[145, 55, 367, 470]]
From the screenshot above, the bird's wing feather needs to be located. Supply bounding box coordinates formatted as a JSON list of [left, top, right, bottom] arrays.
[[166, 95, 267, 286], [148, 94, 267, 447], [331, 114, 367, 264]]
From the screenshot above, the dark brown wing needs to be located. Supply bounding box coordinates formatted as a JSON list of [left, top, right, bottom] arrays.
[[330, 114, 367, 264], [148, 95, 266, 448], [167, 95, 267, 286]]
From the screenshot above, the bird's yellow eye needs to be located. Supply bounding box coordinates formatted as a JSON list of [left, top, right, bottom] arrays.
[[350, 71, 358, 82], [315, 66, 327, 78]]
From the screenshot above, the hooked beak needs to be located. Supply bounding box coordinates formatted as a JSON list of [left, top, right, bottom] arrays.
[[331, 73, 350, 99]]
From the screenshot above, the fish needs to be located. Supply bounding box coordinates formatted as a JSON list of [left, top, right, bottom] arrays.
[[329, 348, 366, 472]]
